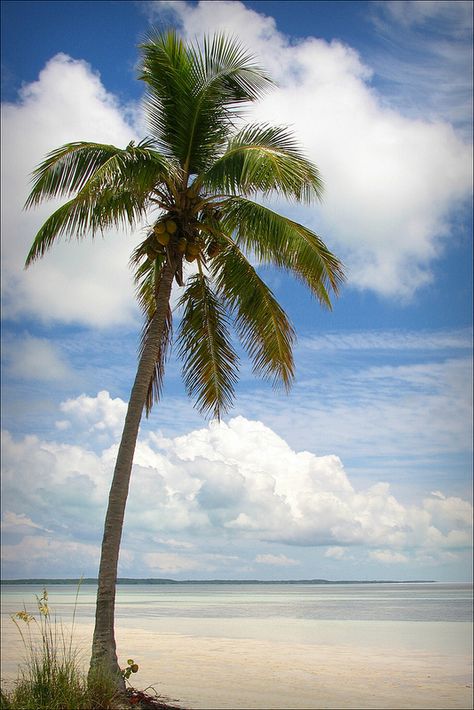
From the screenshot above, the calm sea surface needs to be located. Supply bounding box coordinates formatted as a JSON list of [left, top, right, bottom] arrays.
[[1, 582, 472, 623]]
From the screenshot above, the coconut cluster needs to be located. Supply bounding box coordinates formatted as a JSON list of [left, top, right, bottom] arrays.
[[144, 217, 223, 264]]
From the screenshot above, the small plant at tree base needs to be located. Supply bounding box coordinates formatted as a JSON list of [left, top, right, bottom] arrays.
[[121, 659, 140, 681]]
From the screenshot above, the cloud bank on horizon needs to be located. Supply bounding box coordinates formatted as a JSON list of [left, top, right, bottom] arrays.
[[2, 399, 472, 578]]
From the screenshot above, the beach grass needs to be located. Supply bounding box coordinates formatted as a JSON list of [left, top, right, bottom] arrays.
[[0, 587, 124, 709], [0, 587, 184, 710]]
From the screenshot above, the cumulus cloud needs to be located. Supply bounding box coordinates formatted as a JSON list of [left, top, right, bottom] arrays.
[[1, 54, 142, 327], [150, 0, 472, 299], [59, 390, 127, 438], [1, 400, 472, 577]]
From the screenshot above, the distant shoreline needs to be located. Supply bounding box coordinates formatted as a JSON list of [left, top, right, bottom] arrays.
[[1, 577, 438, 585]]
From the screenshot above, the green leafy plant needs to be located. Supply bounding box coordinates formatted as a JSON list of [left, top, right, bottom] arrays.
[[121, 658, 140, 681]]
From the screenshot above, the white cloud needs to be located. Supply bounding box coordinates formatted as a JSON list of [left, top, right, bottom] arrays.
[[59, 390, 127, 437], [143, 552, 200, 574], [2, 402, 472, 578], [1, 54, 143, 327], [370, 1, 473, 136], [143, 551, 240, 574], [55, 420, 72, 431], [154, 538, 195, 549], [324, 547, 346, 560], [3, 335, 73, 382], [298, 328, 473, 353], [255, 554, 299, 566], [1, 511, 47, 533], [1, 535, 102, 576], [369, 549, 409, 564], [235, 355, 472, 460], [150, 0, 472, 299]]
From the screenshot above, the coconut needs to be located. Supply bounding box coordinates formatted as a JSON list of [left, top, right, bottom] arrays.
[[185, 253, 197, 262], [177, 237, 187, 253], [154, 222, 166, 235], [166, 219, 177, 234], [156, 232, 170, 246], [186, 242, 201, 257]]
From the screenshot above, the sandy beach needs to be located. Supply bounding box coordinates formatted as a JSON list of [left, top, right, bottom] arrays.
[[1, 616, 472, 709]]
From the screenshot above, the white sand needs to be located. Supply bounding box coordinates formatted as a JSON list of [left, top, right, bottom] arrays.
[[1, 618, 472, 709]]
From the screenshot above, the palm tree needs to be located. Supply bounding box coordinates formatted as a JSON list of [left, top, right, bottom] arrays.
[[24, 31, 344, 689]]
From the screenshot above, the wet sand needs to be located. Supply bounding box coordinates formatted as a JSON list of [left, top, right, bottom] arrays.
[[1, 618, 472, 709]]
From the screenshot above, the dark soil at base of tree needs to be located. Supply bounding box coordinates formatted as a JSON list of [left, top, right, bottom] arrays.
[[126, 687, 187, 709]]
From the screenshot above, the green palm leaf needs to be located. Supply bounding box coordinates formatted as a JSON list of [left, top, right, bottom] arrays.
[[177, 272, 239, 418], [24, 139, 170, 208], [140, 31, 272, 175], [24, 143, 172, 266], [202, 123, 323, 202], [25, 188, 146, 266], [211, 245, 295, 390], [221, 197, 345, 307]]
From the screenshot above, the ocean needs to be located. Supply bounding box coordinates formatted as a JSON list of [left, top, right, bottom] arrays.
[[1, 580, 472, 621], [1, 582, 472, 708]]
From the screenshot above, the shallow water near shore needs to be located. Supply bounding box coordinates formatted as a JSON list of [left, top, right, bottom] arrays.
[[1, 582, 472, 709]]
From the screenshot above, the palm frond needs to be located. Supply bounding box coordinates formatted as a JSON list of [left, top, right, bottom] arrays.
[[24, 143, 174, 266], [221, 197, 345, 307], [25, 188, 148, 266], [24, 140, 170, 209], [139, 30, 272, 175], [131, 240, 166, 316], [211, 245, 295, 390], [202, 123, 323, 202], [176, 272, 239, 419], [192, 33, 272, 104], [139, 30, 197, 164]]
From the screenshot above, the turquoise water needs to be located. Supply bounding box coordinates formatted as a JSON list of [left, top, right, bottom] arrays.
[[1, 582, 472, 622]]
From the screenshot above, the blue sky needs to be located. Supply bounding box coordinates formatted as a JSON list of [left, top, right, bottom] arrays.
[[1, 0, 472, 581]]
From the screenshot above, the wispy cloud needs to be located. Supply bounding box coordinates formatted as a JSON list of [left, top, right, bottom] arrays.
[[2, 335, 74, 382], [298, 328, 473, 353], [255, 554, 299, 567], [370, 1, 473, 138]]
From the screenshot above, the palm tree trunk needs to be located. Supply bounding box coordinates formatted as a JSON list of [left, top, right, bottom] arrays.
[[89, 257, 177, 689]]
